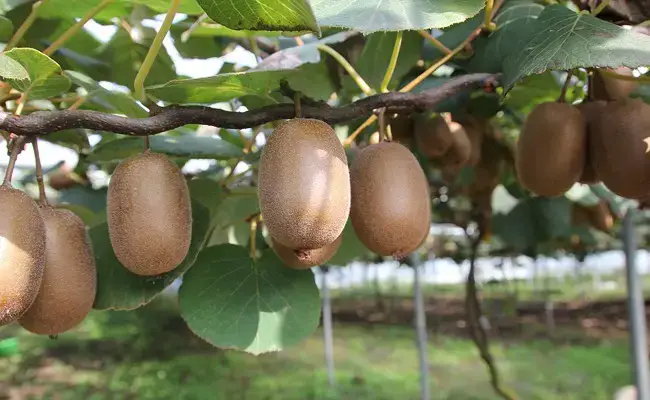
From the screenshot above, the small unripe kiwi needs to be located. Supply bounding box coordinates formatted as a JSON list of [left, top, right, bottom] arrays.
[[439, 121, 472, 168], [107, 151, 192, 276], [350, 142, 431, 259], [593, 67, 638, 101], [515, 102, 586, 197], [19, 208, 96, 335], [590, 98, 650, 199], [414, 113, 453, 158], [0, 185, 46, 326], [259, 118, 350, 251], [271, 233, 343, 269]]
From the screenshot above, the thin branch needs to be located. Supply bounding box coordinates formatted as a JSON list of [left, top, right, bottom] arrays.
[[2, 136, 27, 186], [133, 0, 181, 102], [5, 0, 45, 51], [558, 70, 574, 103], [32, 138, 48, 206], [180, 13, 208, 43], [317, 44, 373, 96], [591, 0, 610, 16], [43, 0, 113, 56], [418, 30, 452, 55], [484, 0, 496, 29], [380, 32, 403, 93], [0, 73, 500, 137]]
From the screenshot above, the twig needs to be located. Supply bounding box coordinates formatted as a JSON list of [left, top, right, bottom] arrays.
[[465, 231, 519, 400], [558, 70, 574, 103], [133, 0, 181, 102], [5, 0, 45, 51], [180, 13, 208, 43], [0, 73, 500, 137], [317, 44, 373, 96], [43, 0, 114, 56], [418, 30, 452, 55], [378, 107, 386, 142], [2, 136, 26, 186], [591, 0, 610, 16], [380, 32, 403, 93], [32, 138, 48, 206]]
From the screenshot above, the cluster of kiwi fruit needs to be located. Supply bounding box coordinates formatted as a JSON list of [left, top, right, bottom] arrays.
[[259, 116, 431, 268], [0, 138, 192, 335], [515, 67, 645, 201]]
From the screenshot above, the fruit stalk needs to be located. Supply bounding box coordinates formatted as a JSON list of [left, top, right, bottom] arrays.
[[250, 216, 258, 260], [380, 31, 403, 93], [2, 136, 27, 186], [317, 44, 373, 96], [133, 0, 181, 103], [43, 0, 114, 56], [31, 138, 48, 206], [557, 70, 574, 102], [591, 0, 610, 15], [5, 0, 45, 51]]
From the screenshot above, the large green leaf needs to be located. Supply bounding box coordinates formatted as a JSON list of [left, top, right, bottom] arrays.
[[87, 135, 244, 162], [135, 0, 203, 14], [0, 53, 28, 81], [92, 198, 214, 311], [311, 0, 484, 32], [503, 5, 650, 90], [355, 30, 423, 91], [42, 130, 90, 152], [4, 48, 70, 99], [0, 16, 13, 41], [179, 244, 321, 355], [196, 0, 319, 33], [65, 70, 147, 118], [37, 0, 132, 21], [327, 219, 369, 266]]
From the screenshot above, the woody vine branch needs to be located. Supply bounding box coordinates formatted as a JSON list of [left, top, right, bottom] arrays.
[[0, 73, 499, 137]]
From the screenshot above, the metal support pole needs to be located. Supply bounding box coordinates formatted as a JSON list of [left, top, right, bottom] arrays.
[[320, 266, 336, 387], [413, 256, 430, 400], [623, 208, 650, 400]]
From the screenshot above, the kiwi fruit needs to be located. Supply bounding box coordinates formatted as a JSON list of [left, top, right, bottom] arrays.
[[439, 121, 472, 169], [389, 114, 415, 147], [571, 202, 614, 233], [19, 208, 96, 335], [350, 142, 430, 258], [593, 67, 638, 101], [590, 98, 650, 199], [464, 119, 485, 167], [259, 118, 350, 251], [0, 185, 46, 326], [107, 151, 192, 276], [271, 233, 343, 269], [413, 113, 454, 158], [515, 102, 586, 197], [576, 101, 608, 184]]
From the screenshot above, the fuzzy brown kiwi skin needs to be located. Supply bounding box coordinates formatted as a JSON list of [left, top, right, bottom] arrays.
[[439, 122, 472, 169], [590, 98, 650, 199], [350, 142, 431, 258], [107, 151, 192, 277], [19, 208, 96, 335], [0, 185, 46, 326], [413, 113, 453, 158], [271, 233, 343, 269], [515, 102, 586, 197], [593, 67, 638, 101], [259, 118, 350, 251], [389, 114, 415, 147], [576, 101, 607, 184]]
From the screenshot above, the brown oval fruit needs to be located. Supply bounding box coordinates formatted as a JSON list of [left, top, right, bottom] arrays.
[[350, 142, 431, 258], [590, 98, 650, 199], [0, 185, 46, 326], [259, 118, 350, 251], [593, 67, 638, 101], [271, 233, 343, 269], [516, 102, 586, 197], [577, 101, 608, 184], [389, 114, 414, 147], [19, 208, 96, 335], [107, 151, 192, 276], [439, 122, 472, 169], [414, 113, 454, 158]]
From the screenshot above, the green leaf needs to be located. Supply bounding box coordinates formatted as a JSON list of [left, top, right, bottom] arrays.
[[135, 0, 203, 14], [170, 24, 226, 59], [0, 16, 13, 41], [196, 0, 319, 33], [92, 199, 213, 311], [327, 219, 369, 266], [187, 178, 225, 220], [284, 61, 335, 101], [0, 53, 28, 81], [179, 244, 321, 355], [87, 135, 244, 163], [311, 0, 485, 32], [502, 5, 650, 90], [503, 72, 561, 113], [4, 48, 70, 99], [37, 0, 131, 21], [355, 31, 423, 91], [42, 130, 90, 152], [65, 70, 147, 118]]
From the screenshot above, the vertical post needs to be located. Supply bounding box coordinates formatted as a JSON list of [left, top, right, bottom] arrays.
[[623, 208, 650, 400], [412, 254, 430, 400], [320, 266, 336, 387]]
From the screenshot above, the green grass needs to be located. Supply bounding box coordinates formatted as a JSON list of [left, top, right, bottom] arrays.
[[0, 297, 633, 400]]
